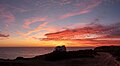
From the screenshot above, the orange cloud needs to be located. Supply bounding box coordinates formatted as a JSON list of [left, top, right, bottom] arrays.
[[60, 0, 102, 19]]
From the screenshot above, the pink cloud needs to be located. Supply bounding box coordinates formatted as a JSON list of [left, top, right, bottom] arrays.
[[23, 17, 47, 29], [17, 22, 63, 39], [25, 22, 48, 35], [17, 16, 59, 39], [60, 0, 102, 19], [17, 23, 63, 39], [28, 26, 63, 40], [0, 4, 16, 34], [17, 22, 48, 37], [44, 22, 120, 41], [60, 10, 91, 19], [0, 4, 15, 23]]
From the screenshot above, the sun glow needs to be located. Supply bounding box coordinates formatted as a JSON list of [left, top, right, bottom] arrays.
[[39, 40, 97, 47]]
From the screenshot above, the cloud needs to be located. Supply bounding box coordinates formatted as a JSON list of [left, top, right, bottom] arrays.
[[44, 22, 120, 40], [60, 0, 102, 19], [17, 22, 63, 40], [0, 4, 16, 34], [110, 29, 120, 36], [23, 17, 47, 29], [0, 33, 9, 40], [17, 16, 60, 39], [0, 4, 15, 23], [21, 17, 50, 36], [0, 33, 9, 37], [60, 10, 91, 19], [17, 22, 48, 37], [9, 5, 29, 13], [108, 22, 120, 36], [45, 25, 104, 39]]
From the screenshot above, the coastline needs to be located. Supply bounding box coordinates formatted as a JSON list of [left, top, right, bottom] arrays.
[[0, 47, 94, 59], [0, 46, 120, 66]]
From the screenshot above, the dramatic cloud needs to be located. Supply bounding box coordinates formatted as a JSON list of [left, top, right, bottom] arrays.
[[44, 22, 120, 40]]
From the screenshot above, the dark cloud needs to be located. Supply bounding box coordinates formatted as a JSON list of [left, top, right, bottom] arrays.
[[110, 29, 120, 36], [109, 22, 120, 36], [0, 33, 9, 37]]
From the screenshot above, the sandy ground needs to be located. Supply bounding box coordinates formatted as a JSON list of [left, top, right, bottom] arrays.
[[0, 52, 120, 66]]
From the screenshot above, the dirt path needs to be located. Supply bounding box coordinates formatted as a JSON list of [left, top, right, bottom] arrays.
[[97, 53, 120, 66], [53, 52, 120, 66]]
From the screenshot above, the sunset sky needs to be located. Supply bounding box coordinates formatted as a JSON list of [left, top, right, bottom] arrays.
[[0, 0, 120, 47]]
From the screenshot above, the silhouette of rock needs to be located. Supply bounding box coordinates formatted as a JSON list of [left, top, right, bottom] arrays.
[[15, 57, 24, 60], [43, 46, 97, 61], [32, 46, 98, 61], [54, 45, 66, 52]]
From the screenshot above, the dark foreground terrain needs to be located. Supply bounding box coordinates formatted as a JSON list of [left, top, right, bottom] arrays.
[[94, 46, 120, 61], [0, 46, 120, 66]]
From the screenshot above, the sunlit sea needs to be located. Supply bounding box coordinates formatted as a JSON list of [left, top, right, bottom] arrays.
[[0, 47, 94, 59]]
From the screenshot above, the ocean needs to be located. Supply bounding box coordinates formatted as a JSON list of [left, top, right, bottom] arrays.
[[0, 47, 94, 59]]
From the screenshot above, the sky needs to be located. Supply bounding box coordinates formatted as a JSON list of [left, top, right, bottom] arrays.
[[0, 0, 120, 47]]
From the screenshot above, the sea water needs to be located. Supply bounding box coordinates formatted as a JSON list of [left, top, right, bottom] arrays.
[[0, 47, 94, 59]]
